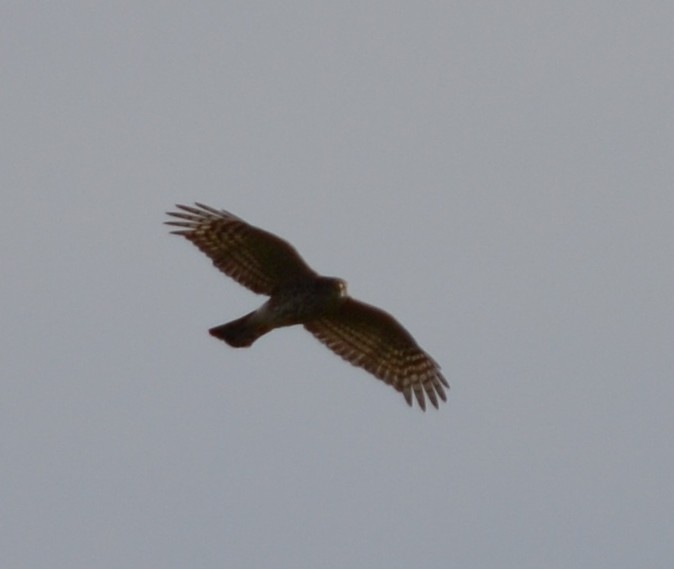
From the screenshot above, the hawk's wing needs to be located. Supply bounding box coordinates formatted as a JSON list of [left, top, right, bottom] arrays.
[[304, 298, 448, 410], [166, 203, 317, 295]]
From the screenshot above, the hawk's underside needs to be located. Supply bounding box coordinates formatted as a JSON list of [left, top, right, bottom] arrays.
[[166, 203, 448, 410]]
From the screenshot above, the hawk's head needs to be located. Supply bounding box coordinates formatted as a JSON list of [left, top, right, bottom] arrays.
[[317, 277, 348, 300]]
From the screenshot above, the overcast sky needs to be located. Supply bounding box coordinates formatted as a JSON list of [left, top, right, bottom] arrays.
[[3, 2, 673, 568]]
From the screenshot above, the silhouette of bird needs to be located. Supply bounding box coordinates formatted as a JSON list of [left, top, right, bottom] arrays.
[[166, 203, 448, 410]]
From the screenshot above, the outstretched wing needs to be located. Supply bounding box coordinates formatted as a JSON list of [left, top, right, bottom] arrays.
[[166, 203, 317, 295], [304, 298, 448, 410]]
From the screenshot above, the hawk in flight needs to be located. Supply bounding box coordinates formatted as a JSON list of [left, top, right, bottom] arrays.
[[166, 203, 448, 410]]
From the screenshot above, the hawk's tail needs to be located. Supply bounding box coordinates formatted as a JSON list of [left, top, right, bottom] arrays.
[[209, 312, 270, 348]]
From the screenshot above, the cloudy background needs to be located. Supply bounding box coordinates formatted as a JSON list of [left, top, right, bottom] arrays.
[[3, 2, 673, 567]]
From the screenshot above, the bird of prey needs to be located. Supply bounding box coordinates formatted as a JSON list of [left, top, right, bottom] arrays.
[[166, 203, 448, 410]]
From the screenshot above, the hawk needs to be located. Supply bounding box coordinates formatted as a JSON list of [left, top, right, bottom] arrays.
[[166, 203, 448, 410]]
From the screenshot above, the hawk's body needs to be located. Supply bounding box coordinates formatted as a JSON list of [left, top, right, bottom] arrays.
[[166, 203, 448, 410]]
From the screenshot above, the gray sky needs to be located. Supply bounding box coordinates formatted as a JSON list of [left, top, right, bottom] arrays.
[[3, 2, 673, 568]]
